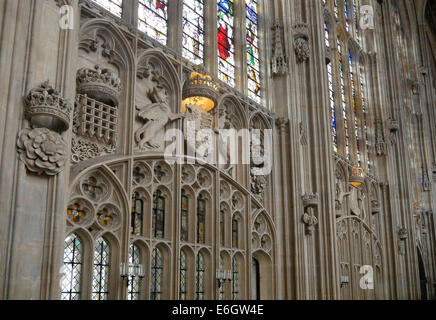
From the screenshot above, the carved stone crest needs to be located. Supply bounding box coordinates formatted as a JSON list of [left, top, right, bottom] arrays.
[[17, 127, 67, 176], [76, 64, 121, 106], [24, 81, 71, 132], [292, 23, 310, 63]]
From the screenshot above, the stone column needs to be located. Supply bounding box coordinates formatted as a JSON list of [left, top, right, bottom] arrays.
[[0, 0, 78, 299]]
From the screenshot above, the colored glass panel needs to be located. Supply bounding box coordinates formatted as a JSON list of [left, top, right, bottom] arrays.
[[246, 0, 261, 102], [217, 0, 235, 87], [138, 0, 168, 45], [183, 0, 204, 65], [91, 0, 122, 17]]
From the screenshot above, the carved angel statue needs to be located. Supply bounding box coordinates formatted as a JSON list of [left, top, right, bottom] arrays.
[[135, 85, 183, 149]]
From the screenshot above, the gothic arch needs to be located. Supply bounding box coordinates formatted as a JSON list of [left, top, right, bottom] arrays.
[[137, 49, 182, 114], [79, 18, 135, 71], [217, 94, 249, 130]]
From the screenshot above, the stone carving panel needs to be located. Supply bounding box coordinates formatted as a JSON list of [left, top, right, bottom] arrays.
[[17, 127, 67, 176]]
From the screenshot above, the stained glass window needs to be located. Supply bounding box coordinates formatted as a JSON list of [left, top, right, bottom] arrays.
[[151, 248, 163, 300], [217, 0, 235, 87], [232, 257, 239, 300], [153, 190, 165, 239], [131, 192, 143, 236], [128, 244, 141, 300], [353, 0, 361, 43], [360, 65, 371, 169], [324, 22, 330, 48], [183, 0, 204, 65], [220, 209, 225, 247], [197, 194, 206, 244], [92, 238, 110, 300], [91, 0, 123, 17], [328, 61, 338, 152], [219, 258, 225, 300], [61, 234, 82, 300], [138, 0, 168, 45], [67, 203, 87, 224], [195, 252, 205, 300], [179, 250, 187, 300], [344, 0, 350, 31], [232, 217, 238, 248], [338, 40, 350, 159], [181, 190, 189, 242], [350, 52, 361, 166], [246, 0, 261, 102]]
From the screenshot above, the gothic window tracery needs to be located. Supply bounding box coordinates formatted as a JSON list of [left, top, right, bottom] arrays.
[[323, 0, 373, 170]]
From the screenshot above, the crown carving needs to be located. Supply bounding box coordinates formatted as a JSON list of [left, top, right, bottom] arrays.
[[302, 193, 319, 208], [76, 65, 122, 106], [182, 72, 221, 106], [292, 22, 309, 40], [24, 81, 71, 132]]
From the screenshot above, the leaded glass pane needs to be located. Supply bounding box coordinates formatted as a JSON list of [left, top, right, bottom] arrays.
[[138, 0, 168, 45], [181, 190, 189, 242], [151, 248, 163, 300], [195, 252, 205, 300], [232, 257, 239, 300], [61, 234, 82, 300], [131, 193, 144, 236], [153, 190, 165, 239], [220, 210, 225, 247], [128, 244, 141, 300], [92, 238, 110, 300], [246, 0, 261, 102], [338, 40, 350, 160], [179, 250, 187, 300], [350, 52, 361, 166], [217, 0, 235, 87], [91, 0, 123, 17], [328, 61, 338, 152], [360, 66, 371, 169], [183, 0, 204, 65], [197, 195, 206, 244], [219, 258, 225, 300], [232, 218, 238, 248]]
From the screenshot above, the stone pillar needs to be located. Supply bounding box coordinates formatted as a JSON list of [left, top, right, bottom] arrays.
[[0, 0, 78, 299]]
